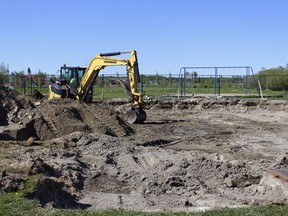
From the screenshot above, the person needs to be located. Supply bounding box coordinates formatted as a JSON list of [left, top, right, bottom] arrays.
[[69, 75, 77, 97]]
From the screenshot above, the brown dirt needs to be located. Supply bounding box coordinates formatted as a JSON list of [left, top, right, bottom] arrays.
[[1, 85, 288, 212]]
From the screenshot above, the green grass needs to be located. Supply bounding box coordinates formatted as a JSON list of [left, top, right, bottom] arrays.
[[0, 191, 288, 216], [93, 87, 129, 99], [89, 86, 288, 100], [15, 84, 288, 100], [20, 174, 39, 196], [0, 193, 43, 216]]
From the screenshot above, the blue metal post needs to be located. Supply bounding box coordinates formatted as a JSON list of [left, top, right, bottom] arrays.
[[184, 67, 187, 96]]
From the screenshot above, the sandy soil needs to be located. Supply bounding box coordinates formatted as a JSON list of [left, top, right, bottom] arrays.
[[0, 86, 288, 212]]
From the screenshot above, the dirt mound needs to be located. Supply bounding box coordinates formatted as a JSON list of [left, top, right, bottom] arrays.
[[0, 172, 24, 194], [35, 99, 133, 138], [144, 97, 288, 111], [0, 87, 133, 140], [23, 143, 92, 208], [0, 86, 34, 126], [0, 154, 90, 209]]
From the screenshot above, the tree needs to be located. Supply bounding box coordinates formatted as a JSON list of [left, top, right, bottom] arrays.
[[257, 65, 288, 91], [156, 71, 159, 85], [10, 71, 25, 87], [168, 71, 172, 87], [0, 63, 9, 84], [192, 71, 198, 83], [34, 70, 48, 87]]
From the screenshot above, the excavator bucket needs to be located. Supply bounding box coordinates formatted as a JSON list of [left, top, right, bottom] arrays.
[[115, 79, 146, 124], [124, 108, 147, 124]]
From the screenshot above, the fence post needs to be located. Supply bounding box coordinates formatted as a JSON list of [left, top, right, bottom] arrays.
[[180, 74, 183, 97], [214, 67, 218, 96], [246, 67, 251, 95], [30, 76, 33, 95], [101, 74, 104, 99], [23, 76, 26, 95], [218, 75, 221, 96]]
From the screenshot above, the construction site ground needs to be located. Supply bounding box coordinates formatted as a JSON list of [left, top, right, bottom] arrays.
[[1, 86, 288, 212]]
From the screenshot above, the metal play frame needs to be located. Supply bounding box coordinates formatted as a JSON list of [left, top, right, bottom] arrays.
[[175, 66, 259, 97]]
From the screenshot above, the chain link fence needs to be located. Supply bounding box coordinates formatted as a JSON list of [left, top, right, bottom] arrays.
[[1, 73, 287, 99]]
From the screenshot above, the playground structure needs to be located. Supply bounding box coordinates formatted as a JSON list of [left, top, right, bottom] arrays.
[[2, 66, 268, 99], [175, 66, 259, 97]]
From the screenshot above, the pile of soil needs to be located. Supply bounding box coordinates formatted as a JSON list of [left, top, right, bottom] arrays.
[[0, 86, 133, 141]]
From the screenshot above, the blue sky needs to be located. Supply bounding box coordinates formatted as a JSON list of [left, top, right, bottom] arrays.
[[1, 0, 288, 75]]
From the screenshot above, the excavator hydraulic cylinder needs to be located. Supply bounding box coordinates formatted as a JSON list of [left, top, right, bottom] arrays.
[[99, 52, 121, 57]]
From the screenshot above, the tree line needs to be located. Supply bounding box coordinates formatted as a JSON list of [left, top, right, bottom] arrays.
[[1, 62, 288, 92], [256, 65, 288, 91], [0, 63, 48, 87]]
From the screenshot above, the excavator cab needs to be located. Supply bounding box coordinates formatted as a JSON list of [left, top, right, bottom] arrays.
[[60, 66, 85, 87], [49, 66, 93, 102], [60, 66, 93, 102]]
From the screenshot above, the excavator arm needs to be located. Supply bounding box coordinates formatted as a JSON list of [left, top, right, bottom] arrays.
[[75, 50, 146, 123]]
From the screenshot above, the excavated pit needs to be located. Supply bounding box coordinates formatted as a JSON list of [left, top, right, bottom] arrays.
[[1, 86, 288, 212]]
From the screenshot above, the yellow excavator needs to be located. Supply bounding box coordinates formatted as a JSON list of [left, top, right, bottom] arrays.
[[48, 50, 146, 124]]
